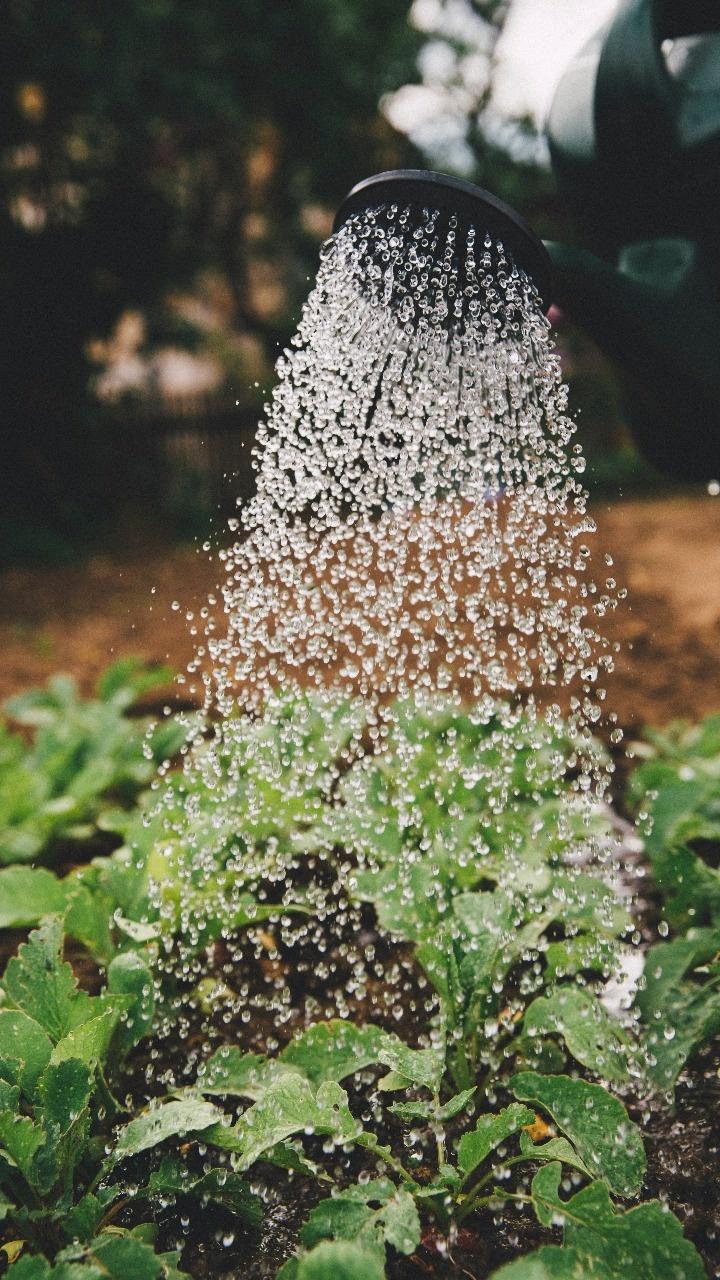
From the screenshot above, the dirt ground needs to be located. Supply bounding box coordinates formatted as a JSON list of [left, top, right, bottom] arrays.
[[2, 492, 720, 733]]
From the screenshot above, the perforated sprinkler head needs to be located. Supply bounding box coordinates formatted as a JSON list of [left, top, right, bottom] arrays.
[[333, 169, 553, 314]]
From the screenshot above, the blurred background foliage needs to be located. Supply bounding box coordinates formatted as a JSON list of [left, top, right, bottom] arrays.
[[0, 0, 641, 567]]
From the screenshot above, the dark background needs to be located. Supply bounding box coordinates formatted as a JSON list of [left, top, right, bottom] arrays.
[[0, 0, 640, 568]]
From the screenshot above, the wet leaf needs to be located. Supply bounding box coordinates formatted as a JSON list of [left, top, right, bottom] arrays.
[[112, 1098, 224, 1162], [517, 1162, 706, 1279], [511, 1073, 645, 1196], [637, 928, 720, 1088], [522, 987, 632, 1084], [279, 1020, 386, 1085], [0, 1009, 52, 1098], [106, 952, 155, 1055], [220, 1077, 360, 1170], [457, 1103, 535, 1175], [3, 921, 93, 1041]]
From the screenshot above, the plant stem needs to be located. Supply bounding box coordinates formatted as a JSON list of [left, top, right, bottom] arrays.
[[355, 1133, 417, 1186]]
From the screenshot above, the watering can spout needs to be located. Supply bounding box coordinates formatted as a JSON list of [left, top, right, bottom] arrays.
[[545, 238, 720, 480]]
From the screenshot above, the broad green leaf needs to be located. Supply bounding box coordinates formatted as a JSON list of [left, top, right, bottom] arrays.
[[0, 867, 68, 929], [87, 1230, 184, 1278], [525, 1163, 705, 1279], [280, 1020, 386, 1085], [221, 1076, 360, 1170], [545, 936, 617, 982], [489, 1247, 593, 1279], [637, 929, 720, 1088], [112, 1098, 225, 1162], [36, 1058, 93, 1192], [457, 1103, 535, 1175], [3, 921, 92, 1041], [295, 1241, 385, 1280], [195, 1046, 270, 1099], [106, 952, 155, 1055], [511, 1073, 645, 1197], [522, 988, 632, 1084], [0, 1009, 52, 1097], [62, 1193, 108, 1244]]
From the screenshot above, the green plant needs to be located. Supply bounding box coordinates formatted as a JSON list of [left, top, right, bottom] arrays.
[[176, 1018, 700, 1280], [0, 661, 186, 866], [0, 920, 263, 1276], [628, 715, 720, 1089]]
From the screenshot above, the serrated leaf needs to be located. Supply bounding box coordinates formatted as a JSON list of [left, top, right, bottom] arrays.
[[3, 921, 92, 1041], [0, 1107, 45, 1180], [375, 1039, 443, 1093], [457, 1103, 535, 1175], [301, 1180, 419, 1258], [112, 1098, 224, 1162], [0, 1009, 53, 1097], [511, 1073, 645, 1197], [523, 1163, 705, 1279], [88, 1230, 181, 1278], [523, 987, 632, 1084], [195, 1046, 269, 1098]]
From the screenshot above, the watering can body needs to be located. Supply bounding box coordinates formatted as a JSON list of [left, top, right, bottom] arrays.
[[546, 0, 720, 480]]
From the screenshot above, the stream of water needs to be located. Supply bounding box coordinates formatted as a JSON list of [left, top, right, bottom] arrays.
[[151, 199, 625, 1044]]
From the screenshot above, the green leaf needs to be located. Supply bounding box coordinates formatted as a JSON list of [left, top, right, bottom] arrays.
[[301, 1180, 419, 1258], [112, 1098, 225, 1162], [0, 1107, 45, 1180], [279, 1020, 386, 1085], [146, 1157, 262, 1226], [0, 867, 68, 929], [0, 1009, 52, 1097], [518, 1130, 591, 1178], [489, 1246, 592, 1278], [220, 1077, 360, 1170], [457, 1103, 535, 1175], [375, 1039, 444, 1093], [51, 1008, 120, 1070], [36, 1058, 93, 1192], [522, 988, 632, 1084], [195, 1047, 270, 1100], [3, 920, 92, 1041], [511, 1073, 645, 1197], [524, 1163, 705, 1279], [87, 1230, 182, 1278], [295, 1241, 385, 1280], [106, 952, 155, 1055], [637, 929, 720, 1088]]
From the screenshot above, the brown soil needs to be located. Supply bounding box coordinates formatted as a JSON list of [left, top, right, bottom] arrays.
[[2, 494, 720, 734]]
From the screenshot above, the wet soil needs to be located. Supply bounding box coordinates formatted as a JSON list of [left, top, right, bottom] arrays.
[[3, 493, 720, 732]]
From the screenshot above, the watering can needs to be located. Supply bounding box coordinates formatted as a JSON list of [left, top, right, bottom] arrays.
[[546, 0, 720, 480]]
